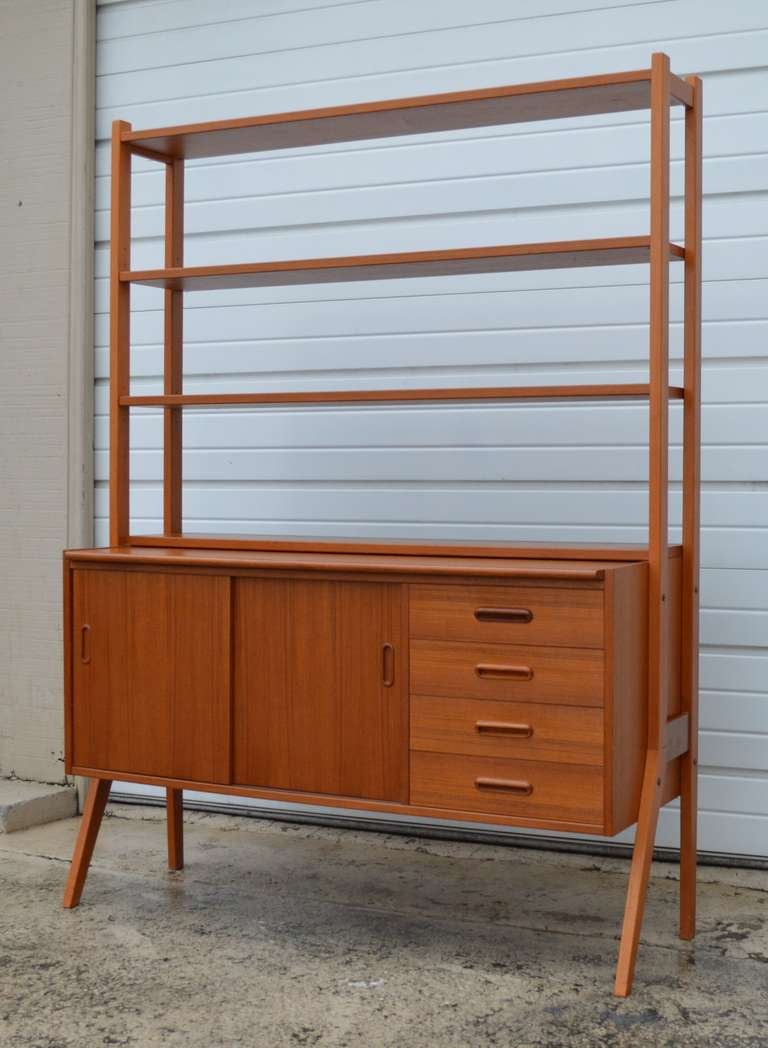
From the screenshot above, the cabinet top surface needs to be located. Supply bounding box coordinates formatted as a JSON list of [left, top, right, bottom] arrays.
[[63, 545, 667, 581]]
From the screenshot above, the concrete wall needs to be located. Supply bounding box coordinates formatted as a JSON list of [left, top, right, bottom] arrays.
[[0, 0, 93, 783]]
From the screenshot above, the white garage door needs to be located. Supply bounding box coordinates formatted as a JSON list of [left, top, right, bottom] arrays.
[[94, 0, 768, 859]]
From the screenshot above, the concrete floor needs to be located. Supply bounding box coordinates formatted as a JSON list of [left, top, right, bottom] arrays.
[[1, 805, 766, 1048]]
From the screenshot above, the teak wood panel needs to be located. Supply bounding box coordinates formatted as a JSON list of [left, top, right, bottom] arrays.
[[123, 384, 684, 408], [411, 640, 604, 706], [123, 70, 692, 160], [70, 569, 230, 782], [411, 696, 603, 766], [124, 238, 685, 291], [411, 752, 603, 826], [410, 583, 603, 648], [603, 563, 648, 834], [233, 578, 407, 801], [117, 539, 681, 565]]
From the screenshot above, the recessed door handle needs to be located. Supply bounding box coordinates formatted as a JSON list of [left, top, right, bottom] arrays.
[[382, 643, 395, 687], [80, 624, 91, 664], [475, 777, 533, 796], [475, 721, 533, 738], [475, 663, 533, 681], [474, 607, 533, 624]]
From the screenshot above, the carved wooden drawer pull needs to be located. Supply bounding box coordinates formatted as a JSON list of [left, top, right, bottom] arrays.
[[475, 663, 533, 681], [475, 720, 533, 738], [475, 777, 533, 796], [474, 607, 533, 624]]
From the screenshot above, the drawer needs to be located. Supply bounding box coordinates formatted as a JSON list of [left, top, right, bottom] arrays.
[[411, 751, 603, 825], [411, 639, 604, 706], [410, 583, 603, 648], [411, 695, 603, 765]]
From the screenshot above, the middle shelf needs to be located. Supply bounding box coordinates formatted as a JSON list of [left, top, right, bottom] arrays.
[[122, 236, 686, 292], [121, 385, 685, 407]]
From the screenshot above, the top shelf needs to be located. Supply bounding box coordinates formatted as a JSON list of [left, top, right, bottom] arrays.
[[125, 67, 694, 161]]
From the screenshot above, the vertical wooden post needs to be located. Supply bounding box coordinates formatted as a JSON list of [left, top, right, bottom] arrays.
[[164, 158, 184, 535], [614, 52, 671, 997], [109, 121, 132, 546], [679, 74, 702, 941], [647, 52, 672, 762]]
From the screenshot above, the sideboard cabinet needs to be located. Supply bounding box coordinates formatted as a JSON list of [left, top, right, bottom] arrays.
[[63, 53, 702, 998], [66, 547, 681, 839]]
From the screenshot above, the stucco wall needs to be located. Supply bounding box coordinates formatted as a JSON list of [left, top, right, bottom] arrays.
[[0, 0, 93, 782]]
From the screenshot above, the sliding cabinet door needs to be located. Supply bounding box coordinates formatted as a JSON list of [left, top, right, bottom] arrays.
[[234, 578, 407, 801]]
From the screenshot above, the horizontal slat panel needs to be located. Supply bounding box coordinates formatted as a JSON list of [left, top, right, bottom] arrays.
[[98, 0, 664, 65], [110, 446, 768, 481], [95, 4, 765, 119], [92, 479, 768, 529], [93, 404, 761, 447]]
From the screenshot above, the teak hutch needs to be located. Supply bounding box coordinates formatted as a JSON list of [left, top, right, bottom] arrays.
[[63, 54, 702, 997]]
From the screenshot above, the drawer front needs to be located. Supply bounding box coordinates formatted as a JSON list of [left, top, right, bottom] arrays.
[[411, 639, 604, 706], [410, 583, 603, 648], [411, 751, 603, 825], [411, 695, 603, 765]]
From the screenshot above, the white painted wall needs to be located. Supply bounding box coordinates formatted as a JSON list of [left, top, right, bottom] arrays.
[[95, 0, 768, 857]]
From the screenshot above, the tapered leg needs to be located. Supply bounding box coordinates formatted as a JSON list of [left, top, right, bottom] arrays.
[[679, 753, 697, 939], [63, 777, 112, 908], [614, 758, 664, 997], [166, 787, 184, 870]]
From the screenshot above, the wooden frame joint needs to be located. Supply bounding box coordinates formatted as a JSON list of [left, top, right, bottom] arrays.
[[664, 713, 690, 761]]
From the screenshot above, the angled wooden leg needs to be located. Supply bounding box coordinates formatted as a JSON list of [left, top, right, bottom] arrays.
[[166, 787, 184, 871], [614, 757, 664, 997], [63, 777, 112, 908], [679, 752, 697, 939]]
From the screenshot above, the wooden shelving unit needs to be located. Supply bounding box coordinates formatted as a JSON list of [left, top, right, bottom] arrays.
[[64, 54, 702, 998]]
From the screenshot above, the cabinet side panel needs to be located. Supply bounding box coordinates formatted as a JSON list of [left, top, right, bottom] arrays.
[[662, 554, 683, 803], [63, 561, 74, 773], [607, 563, 648, 834], [666, 555, 682, 719]]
